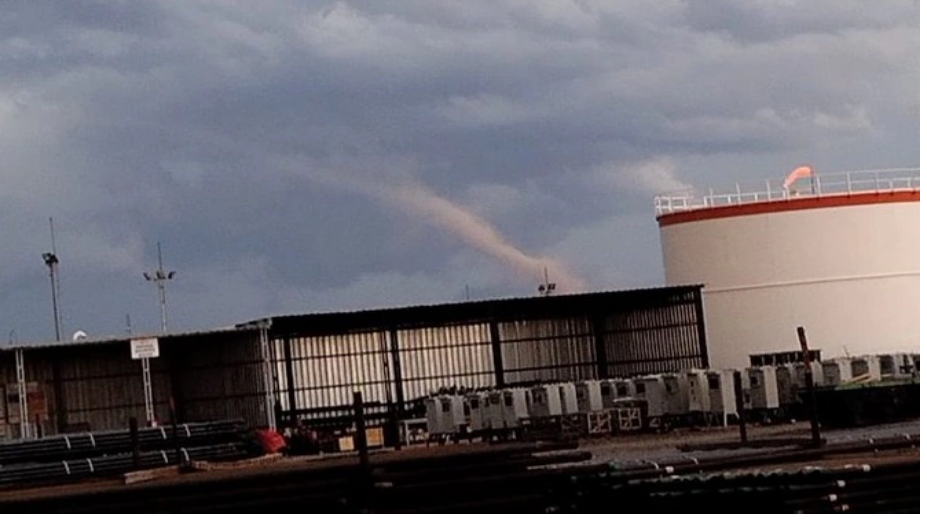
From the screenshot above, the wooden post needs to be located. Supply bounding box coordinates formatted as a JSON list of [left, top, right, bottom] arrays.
[[169, 397, 182, 467], [129, 417, 141, 470], [352, 391, 369, 469], [733, 371, 748, 444], [797, 327, 822, 448]]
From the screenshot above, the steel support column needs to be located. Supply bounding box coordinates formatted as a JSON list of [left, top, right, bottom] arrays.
[[389, 328, 405, 414], [282, 336, 297, 426], [489, 321, 504, 387], [693, 290, 711, 368], [592, 315, 609, 380]]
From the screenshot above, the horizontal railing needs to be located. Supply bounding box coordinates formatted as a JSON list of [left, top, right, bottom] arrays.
[[654, 168, 920, 216]]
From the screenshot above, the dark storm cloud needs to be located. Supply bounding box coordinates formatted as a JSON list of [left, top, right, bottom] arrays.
[[0, 0, 917, 342]]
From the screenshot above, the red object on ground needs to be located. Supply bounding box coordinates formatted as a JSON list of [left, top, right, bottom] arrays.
[[255, 429, 287, 454]]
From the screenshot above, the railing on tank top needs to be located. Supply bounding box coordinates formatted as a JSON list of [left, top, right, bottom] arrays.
[[654, 168, 920, 216]]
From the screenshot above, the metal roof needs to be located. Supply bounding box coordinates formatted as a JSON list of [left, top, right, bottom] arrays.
[[240, 285, 705, 338], [0, 325, 263, 353]]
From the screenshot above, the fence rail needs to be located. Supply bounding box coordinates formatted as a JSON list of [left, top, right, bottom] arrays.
[[655, 168, 920, 216]]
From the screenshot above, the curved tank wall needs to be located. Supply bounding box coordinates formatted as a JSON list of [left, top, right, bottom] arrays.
[[657, 184, 919, 369]]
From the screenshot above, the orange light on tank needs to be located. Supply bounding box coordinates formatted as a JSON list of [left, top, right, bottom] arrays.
[[783, 165, 814, 189]]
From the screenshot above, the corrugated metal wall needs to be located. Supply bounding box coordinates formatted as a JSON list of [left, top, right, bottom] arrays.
[[601, 304, 705, 376], [398, 324, 494, 399], [165, 331, 267, 429], [267, 287, 709, 431], [499, 318, 596, 385], [0, 328, 269, 438]]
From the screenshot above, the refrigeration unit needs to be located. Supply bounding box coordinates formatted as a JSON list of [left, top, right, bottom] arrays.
[[575, 380, 604, 412], [529, 385, 563, 417], [502, 388, 530, 428], [822, 358, 854, 387]]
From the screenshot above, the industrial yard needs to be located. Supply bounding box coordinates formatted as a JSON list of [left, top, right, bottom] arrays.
[[0, 169, 918, 513], [0, 417, 917, 513]]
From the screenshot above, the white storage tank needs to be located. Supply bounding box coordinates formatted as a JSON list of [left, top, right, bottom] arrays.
[[823, 358, 854, 386], [656, 169, 919, 369], [502, 388, 530, 428], [575, 380, 604, 412], [529, 385, 563, 417]]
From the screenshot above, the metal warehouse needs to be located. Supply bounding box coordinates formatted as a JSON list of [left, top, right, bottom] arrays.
[[250, 285, 709, 434], [0, 328, 272, 441], [0, 285, 707, 440]]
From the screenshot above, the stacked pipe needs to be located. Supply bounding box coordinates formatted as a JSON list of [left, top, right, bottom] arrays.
[[0, 420, 248, 489], [0, 434, 917, 513], [0, 444, 244, 488], [0, 420, 244, 466], [551, 435, 919, 513], [554, 459, 919, 513], [0, 440, 596, 513]]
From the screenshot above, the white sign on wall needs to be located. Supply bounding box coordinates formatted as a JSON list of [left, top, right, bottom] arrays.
[[130, 337, 160, 359]]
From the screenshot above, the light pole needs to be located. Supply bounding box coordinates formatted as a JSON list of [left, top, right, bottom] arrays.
[[141, 242, 175, 427], [143, 242, 176, 333], [42, 218, 63, 342], [537, 267, 556, 297]]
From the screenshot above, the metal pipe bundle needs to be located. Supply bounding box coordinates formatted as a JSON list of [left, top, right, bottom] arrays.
[[0, 443, 246, 488], [0, 420, 244, 466]]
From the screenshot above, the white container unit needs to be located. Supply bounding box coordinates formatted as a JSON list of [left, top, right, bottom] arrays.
[[822, 358, 854, 387], [661, 373, 688, 416], [558, 383, 580, 415], [632, 376, 666, 419], [529, 385, 563, 418], [441, 395, 468, 434], [575, 381, 604, 412], [794, 361, 825, 387], [425, 397, 442, 435], [425, 395, 467, 435], [598, 380, 618, 408], [466, 393, 487, 432], [850, 356, 882, 383], [775, 364, 799, 407], [685, 370, 711, 414], [745, 366, 779, 411], [879, 353, 919, 379], [502, 388, 530, 428], [707, 370, 738, 425], [484, 391, 506, 430], [612, 379, 636, 400]]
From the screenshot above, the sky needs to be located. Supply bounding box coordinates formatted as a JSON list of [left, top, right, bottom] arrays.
[[1, 0, 919, 344]]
